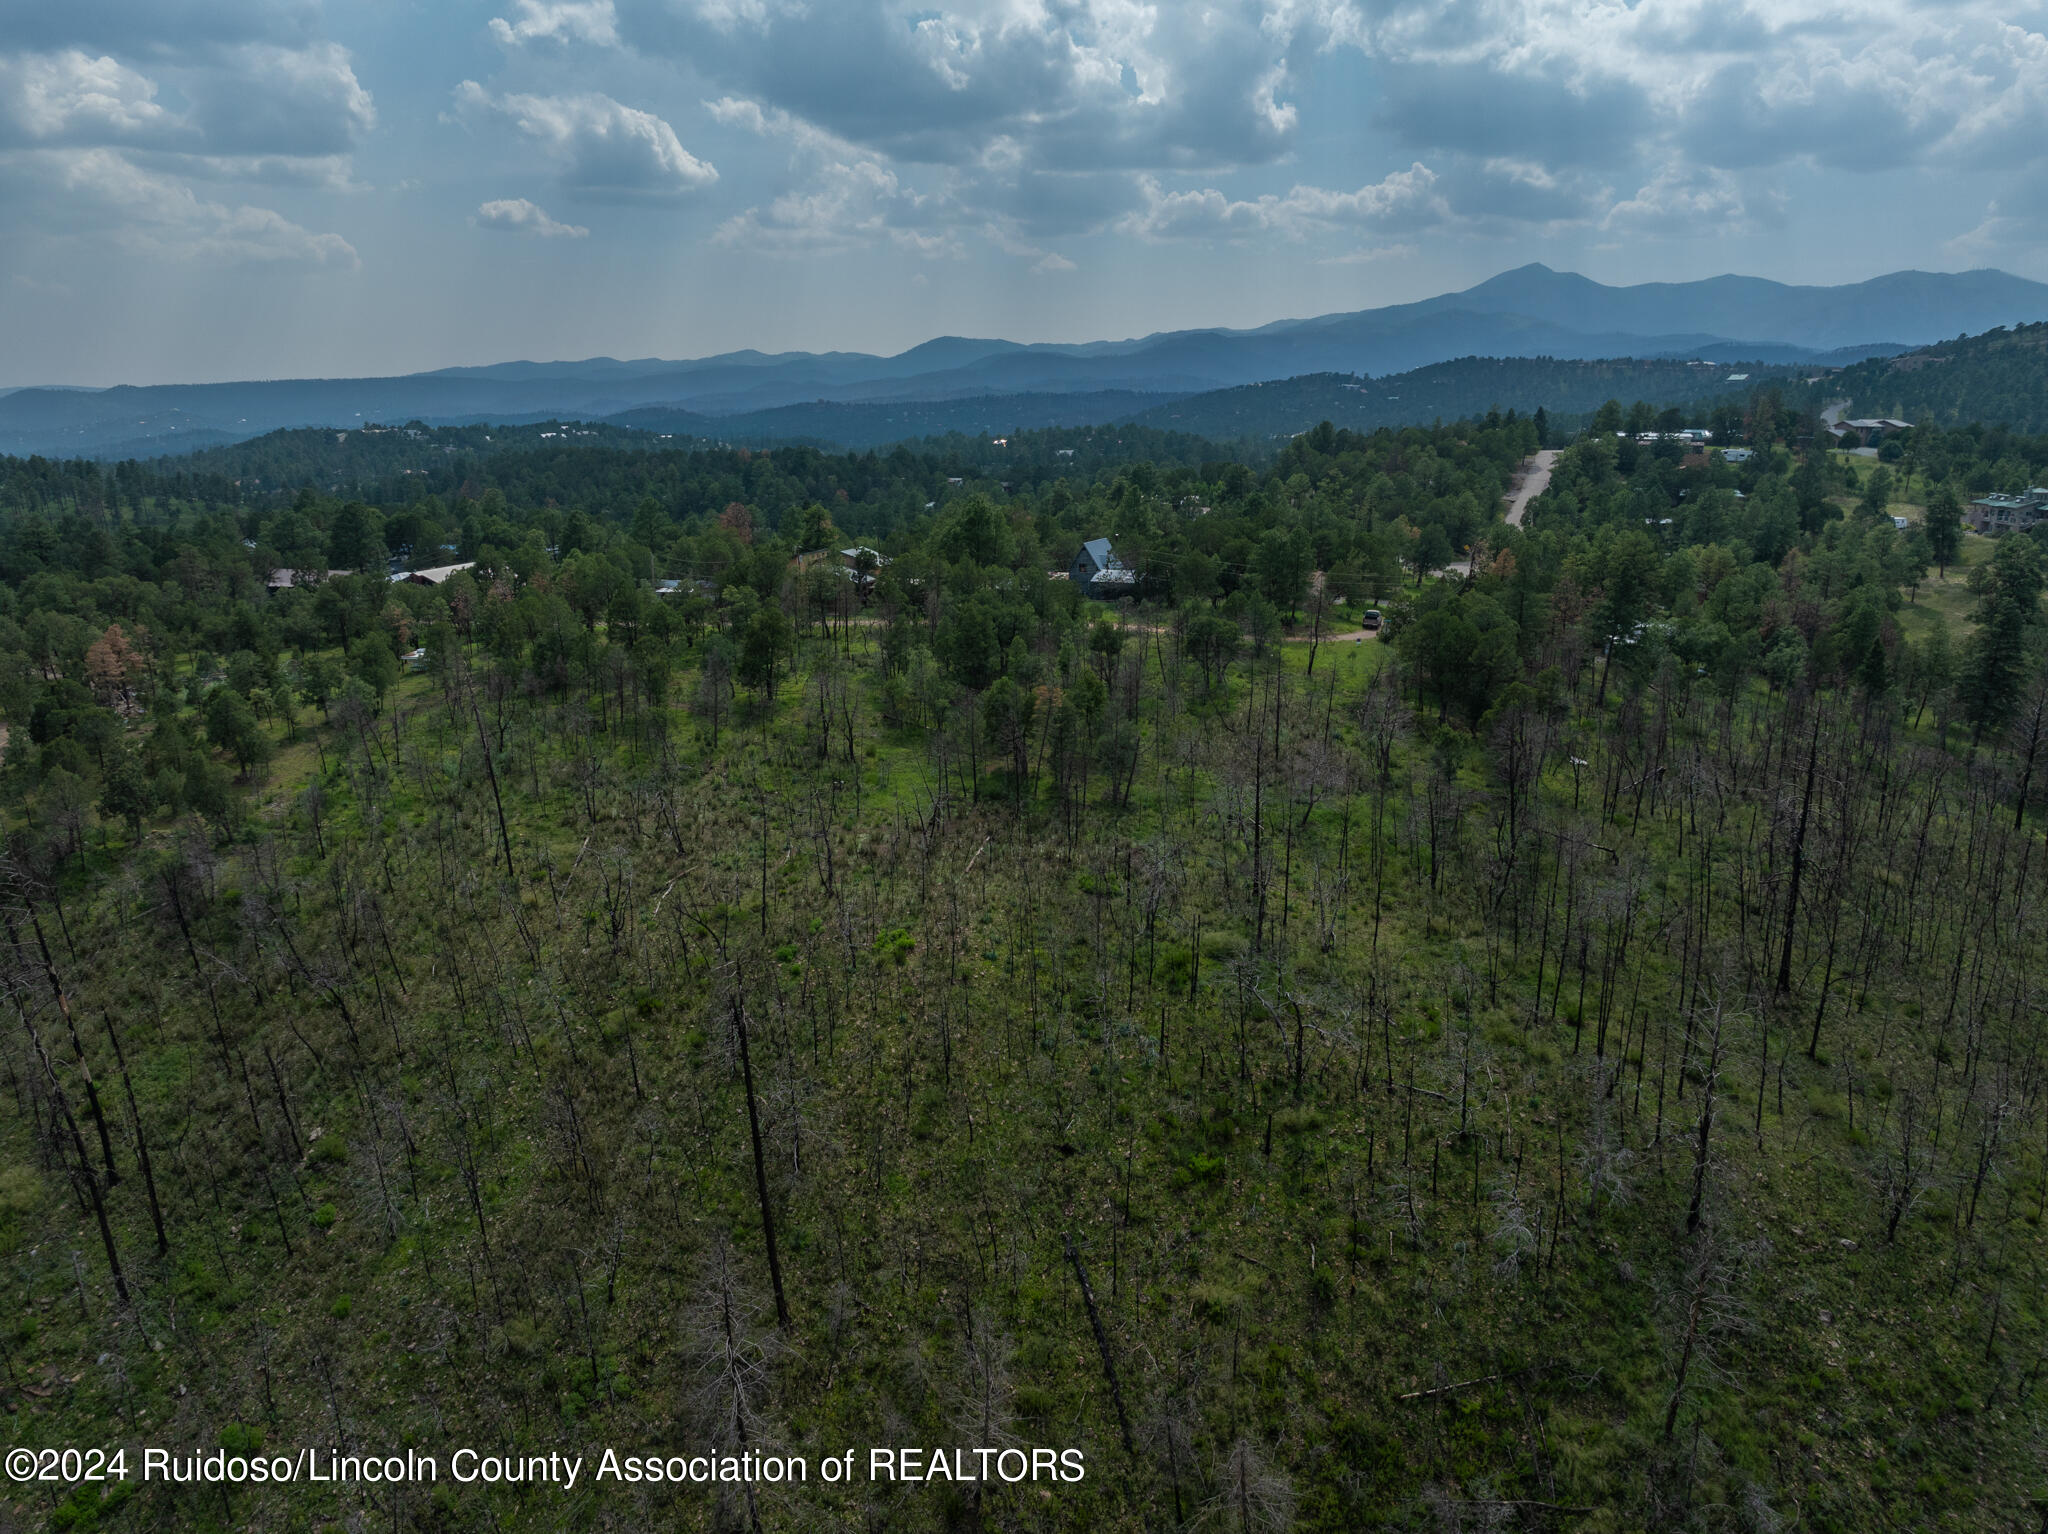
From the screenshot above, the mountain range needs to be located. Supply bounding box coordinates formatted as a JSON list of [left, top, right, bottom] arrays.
[[5, 264, 2046, 460]]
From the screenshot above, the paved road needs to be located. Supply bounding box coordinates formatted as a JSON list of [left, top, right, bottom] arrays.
[[1503, 449, 1560, 528]]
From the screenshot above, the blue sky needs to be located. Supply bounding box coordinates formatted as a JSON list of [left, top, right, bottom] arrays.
[[3, 0, 2045, 385]]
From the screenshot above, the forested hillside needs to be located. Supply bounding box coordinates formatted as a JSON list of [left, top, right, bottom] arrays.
[[608, 390, 1189, 451], [1128, 358, 1800, 443], [1793, 322, 2048, 433], [2, 404, 2047, 1533]]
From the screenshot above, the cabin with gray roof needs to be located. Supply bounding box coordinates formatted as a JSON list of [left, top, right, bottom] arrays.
[[1070, 538, 1135, 596]]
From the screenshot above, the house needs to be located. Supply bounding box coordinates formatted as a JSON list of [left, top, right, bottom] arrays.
[[1070, 538, 1136, 597], [652, 579, 683, 597], [391, 560, 477, 586], [828, 548, 888, 596], [1830, 417, 1913, 446], [1717, 448, 1754, 464], [266, 567, 352, 593], [1966, 491, 2048, 534]]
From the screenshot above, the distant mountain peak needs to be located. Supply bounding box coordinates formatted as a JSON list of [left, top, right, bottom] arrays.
[[6, 265, 2044, 460]]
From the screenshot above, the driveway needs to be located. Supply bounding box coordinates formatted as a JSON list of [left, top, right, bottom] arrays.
[[1443, 449, 1561, 576], [1503, 449, 1560, 528]]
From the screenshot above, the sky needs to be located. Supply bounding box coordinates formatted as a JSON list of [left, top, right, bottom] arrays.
[[2, 0, 2046, 386]]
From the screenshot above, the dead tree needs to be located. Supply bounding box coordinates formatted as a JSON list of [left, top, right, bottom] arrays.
[[1662, 1226, 1762, 1439], [728, 981, 791, 1330], [1686, 998, 1730, 1235], [1064, 1231, 1136, 1457], [1213, 1436, 1295, 1533], [687, 1236, 779, 1534]]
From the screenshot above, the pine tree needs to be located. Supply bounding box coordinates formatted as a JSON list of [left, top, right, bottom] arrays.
[[1960, 535, 2044, 741], [1924, 485, 1963, 575]]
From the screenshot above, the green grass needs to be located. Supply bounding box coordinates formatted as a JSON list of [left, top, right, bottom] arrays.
[[4, 611, 2044, 1534], [1895, 532, 2004, 646]]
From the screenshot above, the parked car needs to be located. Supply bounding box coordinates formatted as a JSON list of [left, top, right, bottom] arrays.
[[1361, 608, 1383, 632]]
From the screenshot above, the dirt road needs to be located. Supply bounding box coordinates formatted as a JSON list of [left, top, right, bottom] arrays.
[[1503, 448, 1559, 527], [1442, 450, 1561, 577]]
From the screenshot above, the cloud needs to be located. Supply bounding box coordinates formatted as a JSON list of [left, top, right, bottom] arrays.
[[704, 94, 860, 159], [170, 153, 367, 190], [708, 91, 970, 254], [1029, 251, 1075, 274], [474, 197, 590, 236], [0, 15, 372, 291], [0, 43, 374, 161], [1322, 0, 2048, 179], [620, 0, 1304, 175], [1602, 165, 1762, 237], [1318, 243, 1418, 265], [1, 0, 310, 56], [1945, 170, 2048, 262], [966, 168, 1144, 240], [489, 0, 620, 48], [1120, 162, 1448, 240], [455, 82, 716, 196], [0, 42, 374, 160], [1372, 64, 1653, 171], [0, 51, 176, 147], [30, 147, 359, 266], [711, 157, 952, 255], [180, 42, 376, 159], [1436, 158, 1611, 230]]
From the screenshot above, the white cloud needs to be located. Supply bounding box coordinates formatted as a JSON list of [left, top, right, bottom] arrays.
[[1029, 250, 1075, 274], [618, 0, 1303, 175], [173, 153, 368, 190], [42, 147, 359, 266], [474, 197, 590, 236], [1120, 163, 1448, 240], [708, 92, 971, 254], [1319, 243, 1417, 265], [0, 15, 371, 324], [489, 0, 620, 48], [1945, 175, 2048, 263], [1603, 165, 1758, 236], [1310, 0, 2048, 178], [0, 51, 175, 146], [609, 0, 2036, 245], [0, 42, 375, 161], [455, 82, 716, 196], [187, 42, 375, 158], [704, 94, 861, 159], [712, 156, 950, 254]]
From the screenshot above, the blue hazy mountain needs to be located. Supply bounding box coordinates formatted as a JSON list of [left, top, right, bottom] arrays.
[[4, 265, 2044, 459]]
